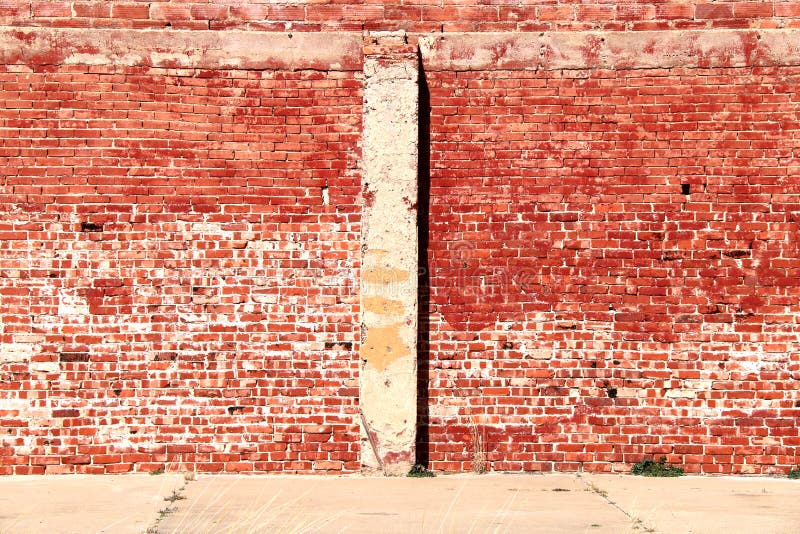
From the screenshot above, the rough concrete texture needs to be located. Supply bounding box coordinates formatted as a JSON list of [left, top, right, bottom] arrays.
[[585, 474, 800, 534], [420, 29, 800, 71], [0, 474, 184, 533], [0, 28, 363, 70], [2, 473, 799, 533], [360, 31, 419, 476], [156, 473, 800, 533], [157, 474, 631, 533]]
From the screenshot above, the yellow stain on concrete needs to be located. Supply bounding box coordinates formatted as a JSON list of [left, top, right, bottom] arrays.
[[362, 267, 409, 285], [362, 324, 409, 372], [363, 295, 406, 316]]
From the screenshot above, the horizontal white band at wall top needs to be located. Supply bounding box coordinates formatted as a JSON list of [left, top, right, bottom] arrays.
[[1, 27, 799, 71], [420, 29, 800, 71], [0, 28, 364, 71]]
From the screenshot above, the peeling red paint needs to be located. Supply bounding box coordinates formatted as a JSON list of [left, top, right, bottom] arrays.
[[11, 30, 37, 46], [382, 450, 412, 465], [738, 31, 763, 65], [579, 35, 603, 68]]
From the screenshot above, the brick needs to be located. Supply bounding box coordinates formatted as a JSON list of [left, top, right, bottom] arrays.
[[111, 4, 149, 20], [0, 1, 30, 17], [230, 5, 267, 21], [32, 1, 70, 17], [576, 5, 617, 21], [149, 3, 191, 21], [72, 3, 111, 18], [190, 5, 229, 21], [656, 4, 696, 19], [2, 18, 800, 479], [12, 1, 791, 30], [733, 3, 774, 17], [423, 62, 800, 475], [537, 6, 575, 21], [696, 4, 735, 18], [775, 3, 800, 17], [0, 63, 362, 475]]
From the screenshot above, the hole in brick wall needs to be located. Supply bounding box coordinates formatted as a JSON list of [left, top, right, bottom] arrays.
[[321, 186, 329, 205], [606, 388, 618, 399], [59, 352, 89, 362], [795, 400, 800, 407], [681, 183, 691, 195], [80, 221, 103, 232], [502, 341, 514, 350], [324, 341, 353, 350], [724, 249, 750, 259], [227, 406, 244, 415]]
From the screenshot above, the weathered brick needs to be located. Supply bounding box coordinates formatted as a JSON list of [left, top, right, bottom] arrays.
[[1, 5, 800, 478], [0, 0, 783, 30], [423, 64, 800, 475], [0, 63, 362, 474]]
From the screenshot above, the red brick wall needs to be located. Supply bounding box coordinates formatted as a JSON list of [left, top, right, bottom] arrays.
[[422, 65, 800, 474], [1, 8, 800, 477], [2, 1, 799, 32], [0, 64, 362, 474]]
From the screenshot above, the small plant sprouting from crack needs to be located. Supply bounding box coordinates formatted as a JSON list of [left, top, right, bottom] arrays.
[[632, 517, 656, 532], [585, 479, 654, 533], [631, 456, 684, 477], [146, 478, 190, 534], [146, 506, 175, 534], [468, 415, 487, 474], [164, 489, 187, 503], [788, 466, 800, 479], [587, 482, 608, 499], [408, 464, 435, 478], [149, 467, 165, 476]]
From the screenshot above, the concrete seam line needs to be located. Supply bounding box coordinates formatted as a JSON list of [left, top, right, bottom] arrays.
[[359, 408, 386, 475], [0, 27, 363, 70], [420, 29, 800, 71], [580, 476, 653, 531]]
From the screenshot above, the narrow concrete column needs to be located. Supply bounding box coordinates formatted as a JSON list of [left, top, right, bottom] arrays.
[[359, 31, 419, 476]]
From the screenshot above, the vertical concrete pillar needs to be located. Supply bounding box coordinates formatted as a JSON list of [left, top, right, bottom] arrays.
[[359, 31, 419, 476]]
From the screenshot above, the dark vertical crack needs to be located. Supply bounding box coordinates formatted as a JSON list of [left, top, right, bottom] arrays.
[[415, 48, 432, 469]]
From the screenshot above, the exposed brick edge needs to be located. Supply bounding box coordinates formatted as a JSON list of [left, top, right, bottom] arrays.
[[0, 27, 363, 70], [420, 29, 800, 71]]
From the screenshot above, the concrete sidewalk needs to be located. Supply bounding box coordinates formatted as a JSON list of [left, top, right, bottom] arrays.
[[0, 473, 798, 534], [0, 473, 185, 533]]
